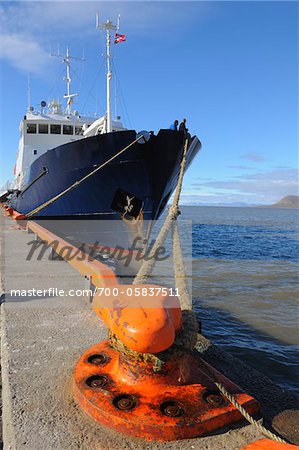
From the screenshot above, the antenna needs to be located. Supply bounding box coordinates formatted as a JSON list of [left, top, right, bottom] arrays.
[[114, 81, 117, 119], [51, 47, 84, 115], [27, 72, 31, 112], [96, 12, 100, 29], [96, 13, 119, 133]]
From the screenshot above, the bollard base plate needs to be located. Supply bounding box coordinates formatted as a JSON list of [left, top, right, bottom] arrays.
[[74, 340, 259, 441]]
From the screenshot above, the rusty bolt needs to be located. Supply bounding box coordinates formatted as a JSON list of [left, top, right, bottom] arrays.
[[160, 400, 185, 418], [86, 375, 109, 389], [203, 391, 225, 407], [113, 394, 138, 411], [87, 354, 110, 366]]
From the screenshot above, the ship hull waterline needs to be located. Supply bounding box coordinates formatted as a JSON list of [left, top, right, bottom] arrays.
[[9, 129, 201, 222]]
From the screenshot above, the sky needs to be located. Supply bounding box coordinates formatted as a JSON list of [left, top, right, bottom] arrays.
[[0, 1, 298, 205]]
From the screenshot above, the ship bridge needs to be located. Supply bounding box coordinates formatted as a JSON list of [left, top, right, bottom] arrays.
[[13, 40, 128, 191], [14, 100, 125, 190]]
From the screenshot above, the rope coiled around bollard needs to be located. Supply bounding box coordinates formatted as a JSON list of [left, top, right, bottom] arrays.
[[110, 137, 288, 444], [110, 138, 198, 369]]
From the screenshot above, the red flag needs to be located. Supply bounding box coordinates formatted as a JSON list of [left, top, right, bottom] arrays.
[[114, 33, 126, 44]]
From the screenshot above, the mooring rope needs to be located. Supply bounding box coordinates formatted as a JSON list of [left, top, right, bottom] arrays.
[[26, 134, 144, 218], [172, 220, 288, 444], [173, 211, 288, 444], [215, 382, 288, 444], [172, 221, 192, 310], [132, 137, 288, 444], [133, 138, 189, 285]]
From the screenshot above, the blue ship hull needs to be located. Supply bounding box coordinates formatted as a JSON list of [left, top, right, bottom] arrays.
[[9, 129, 201, 220]]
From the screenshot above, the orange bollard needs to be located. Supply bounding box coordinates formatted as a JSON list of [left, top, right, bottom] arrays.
[[12, 211, 27, 220], [74, 286, 260, 441], [92, 285, 182, 353], [3, 206, 27, 220], [74, 342, 259, 441], [241, 439, 297, 449], [5, 207, 13, 215]]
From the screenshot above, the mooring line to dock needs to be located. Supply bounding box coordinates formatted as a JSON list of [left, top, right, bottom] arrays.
[[2, 138, 290, 444], [25, 134, 144, 218], [215, 382, 288, 444], [172, 220, 192, 310], [133, 138, 189, 285], [132, 138, 289, 444]]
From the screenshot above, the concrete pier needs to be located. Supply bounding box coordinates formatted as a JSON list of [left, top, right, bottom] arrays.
[[1, 215, 297, 449]]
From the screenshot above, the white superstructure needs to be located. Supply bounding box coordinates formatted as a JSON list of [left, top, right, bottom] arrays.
[[14, 104, 92, 190], [14, 18, 126, 191]]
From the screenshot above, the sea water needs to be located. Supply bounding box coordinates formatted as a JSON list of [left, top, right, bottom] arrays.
[[179, 206, 298, 394]]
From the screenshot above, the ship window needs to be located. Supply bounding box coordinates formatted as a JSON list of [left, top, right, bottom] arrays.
[[75, 126, 83, 136], [27, 123, 37, 134], [50, 124, 61, 134], [38, 124, 48, 134], [63, 125, 73, 135], [33, 150, 37, 155]]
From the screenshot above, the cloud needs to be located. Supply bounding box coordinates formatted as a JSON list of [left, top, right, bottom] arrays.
[[228, 165, 257, 170], [274, 165, 293, 170], [0, 2, 212, 75], [190, 168, 299, 204], [0, 2, 96, 36], [0, 2, 101, 74], [0, 33, 50, 74], [241, 152, 265, 162], [180, 193, 258, 205], [237, 169, 297, 182]]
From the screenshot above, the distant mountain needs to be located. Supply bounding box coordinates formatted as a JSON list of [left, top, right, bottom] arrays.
[[180, 202, 261, 207], [179, 196, 299, 207], [271, 195, 299, 208]]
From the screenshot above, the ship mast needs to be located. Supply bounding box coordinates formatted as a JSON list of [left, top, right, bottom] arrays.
[[63, 48, 76, 115], [63, 48, 85, 115], [52, 47, 83, 115], [97, 15, 119, 133]]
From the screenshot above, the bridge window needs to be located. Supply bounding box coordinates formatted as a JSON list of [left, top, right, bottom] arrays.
[[50, 124, 61, 134], [38, 124, 48, 134], [27, 123, 37, 134], [63, 125, 73, 135], [75, 126, 83, 136]]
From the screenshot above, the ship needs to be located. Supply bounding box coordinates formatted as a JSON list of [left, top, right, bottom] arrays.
[[3, 18, 201, 231]]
